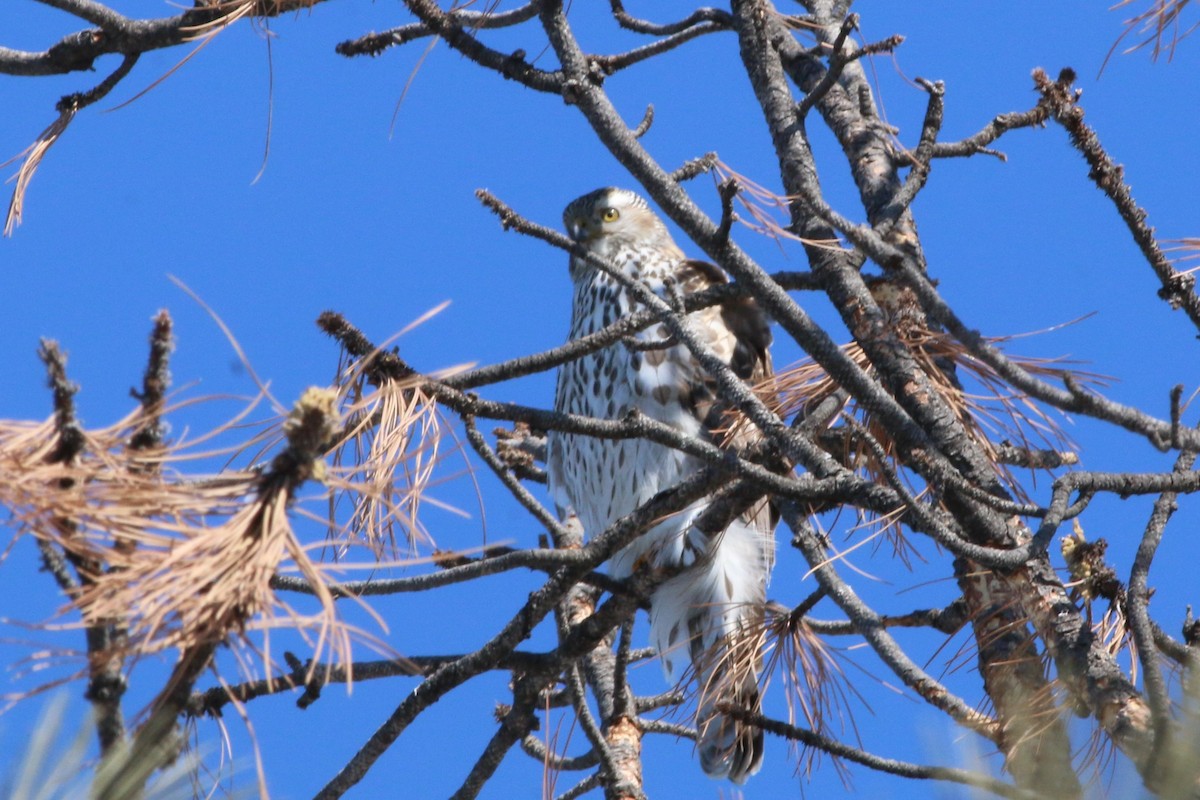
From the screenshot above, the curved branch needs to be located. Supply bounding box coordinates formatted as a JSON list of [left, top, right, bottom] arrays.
[[337, 2, 539, 58], [1126, 449, 1198, 774], [591, 22, 729, 75], [396, 0, 563, 92], [449, 676, 541, 800], [608, 2, 732, 35], [726, 708, 1036, 799], [270, 546, 628, 598], [461, 414, 568, 538], [0, 0, 332, 77], [519, 734, 600, 771], [783, 504, 1000, 741]]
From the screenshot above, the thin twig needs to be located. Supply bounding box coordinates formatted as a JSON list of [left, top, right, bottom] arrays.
[[461, 414, 569, 539], [608, 2, 732, 35], [725, 708, 1036, 799], [1127, 447, 1198, 774], [796, 13, 859, 120], [336, 2, 539, 57], [1033, 67, 1200, 333]]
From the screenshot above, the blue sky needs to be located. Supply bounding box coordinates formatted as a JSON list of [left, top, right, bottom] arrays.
[[1, 1, 1198, 798]]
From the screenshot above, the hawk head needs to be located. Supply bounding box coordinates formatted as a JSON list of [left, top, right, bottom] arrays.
[[562, 187, 677, 264]]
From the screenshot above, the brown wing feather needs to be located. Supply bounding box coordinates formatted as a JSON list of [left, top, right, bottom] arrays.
[[675, 259, 778, 536], [675, 259, 774, 440]]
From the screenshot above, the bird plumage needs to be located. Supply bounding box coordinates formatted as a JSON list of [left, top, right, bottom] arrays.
[[547, 187, 775, 783]]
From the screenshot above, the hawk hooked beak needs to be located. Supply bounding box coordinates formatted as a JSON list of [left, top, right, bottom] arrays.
[[568, 216, 596, 242]]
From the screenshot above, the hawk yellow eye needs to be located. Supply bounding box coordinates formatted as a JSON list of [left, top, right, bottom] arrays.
[[601, 207, 620, 223]]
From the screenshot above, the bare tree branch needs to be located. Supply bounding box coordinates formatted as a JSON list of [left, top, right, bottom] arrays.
[[4, 2, 1198, 798]]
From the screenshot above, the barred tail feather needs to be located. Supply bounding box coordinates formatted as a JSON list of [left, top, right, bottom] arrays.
[[698, 669, 764, 784], [648, 518, 769, 783]]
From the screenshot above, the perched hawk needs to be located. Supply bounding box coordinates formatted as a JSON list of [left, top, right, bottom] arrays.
[[547, 187, 776, 783]]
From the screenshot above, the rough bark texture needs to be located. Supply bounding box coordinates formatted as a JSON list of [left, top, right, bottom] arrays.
[[5, 2, 1199, 799]]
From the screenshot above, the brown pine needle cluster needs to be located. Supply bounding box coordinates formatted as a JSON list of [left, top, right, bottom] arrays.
[[720, 285, 1102, 561], [1166, 237, 1200, 273], [673, 601, 859, 781], [2, 377, 445, 701], [1107, 0, 1198, 65], [2, 115, 72, 236], [758, 603, 860, 778], [763, 316, 1097, 498], [328, 379, 445, 559]]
